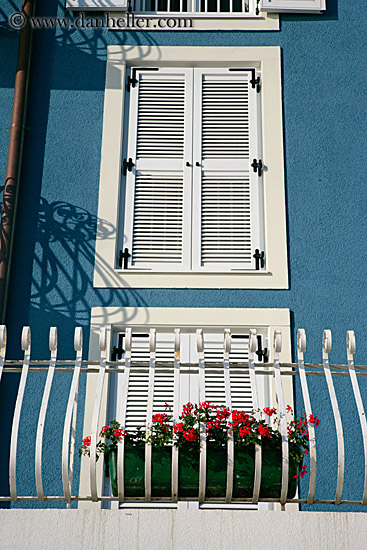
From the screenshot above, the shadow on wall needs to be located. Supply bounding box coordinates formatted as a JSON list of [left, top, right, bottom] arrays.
[[31, 197, 148, 331]]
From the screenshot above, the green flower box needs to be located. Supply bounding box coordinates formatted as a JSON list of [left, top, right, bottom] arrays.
[[106, 442, 298, 499]]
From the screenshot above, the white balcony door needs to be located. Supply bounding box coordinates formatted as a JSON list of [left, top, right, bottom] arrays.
[[107, 328, 269, 509]]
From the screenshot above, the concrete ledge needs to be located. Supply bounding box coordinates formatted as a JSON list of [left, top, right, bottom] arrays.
[[1, 510, 367, 550]]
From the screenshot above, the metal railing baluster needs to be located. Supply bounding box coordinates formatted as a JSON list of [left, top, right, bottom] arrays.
[[35, 327, 57, 502], [62, 327, 82, 507], [346, 330, 367, 505], [248, 328, 262, 504], [224, 329, 233, 503], [322, 329, 344, 505], [172, 328, 180, 502], [9, 326, 31, 502], [197, 329, 207, 503], [297, 329, 317, 505], [145, 329, 156, 502], [117, 327, 132, 502], [273, 329, 289, 509], [90, 327, 107, 502]]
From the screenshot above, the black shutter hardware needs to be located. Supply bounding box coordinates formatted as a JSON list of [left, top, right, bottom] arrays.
[[251, 158, 263, 177], [123, 158, 135, 176], [228, 68, 261, 93], [253, 249, 265, 270], [256, 335, 268, 363], [119, 248, 131, 269], [111, 344, 125, 361], [127, 67, 159, 92]]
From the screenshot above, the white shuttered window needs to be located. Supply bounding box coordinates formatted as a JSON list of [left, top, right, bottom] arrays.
[[122, 67, 263, 273]]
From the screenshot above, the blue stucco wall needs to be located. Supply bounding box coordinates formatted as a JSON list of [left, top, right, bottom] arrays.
[[0, 0, 367, 510]]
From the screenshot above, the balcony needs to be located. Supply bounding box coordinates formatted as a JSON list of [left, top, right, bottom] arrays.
[[0, 324, 366, 511]]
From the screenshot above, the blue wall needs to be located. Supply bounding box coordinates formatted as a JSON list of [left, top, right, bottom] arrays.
[[1, 0, 367, 510]]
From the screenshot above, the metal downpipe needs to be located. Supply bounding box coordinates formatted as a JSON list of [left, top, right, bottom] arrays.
[[0, 0, 35, 323]]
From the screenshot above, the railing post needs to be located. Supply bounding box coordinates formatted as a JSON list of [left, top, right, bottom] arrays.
[[223, 328, 234, 503], [322, 329, 344, 505], [272, 329, 289, 509], [35, 327, 58, 502], [62, 327, 83, 507], [297, 328, 317, 505], [171, 328, 181, 502], [248, 328, 262, 504], [145, 328, 156, 502], [346, 330, 367, 505], [9, 326, 31, 502], [117, 327, 132, 502], [197, 328, 207, 503], [89, 327, 107, 502]]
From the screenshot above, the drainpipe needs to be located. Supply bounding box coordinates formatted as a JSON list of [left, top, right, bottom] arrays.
[[0, 0, 35, 324]]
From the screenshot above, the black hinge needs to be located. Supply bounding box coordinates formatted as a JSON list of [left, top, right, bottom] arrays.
[[250, 75, 261, 93], [127, 74, 138, 91], [253, 249, 265, 270], [111, 344, 125, 361], [251, 158, 263, 176], [127, 67, 159, 92], [119, 248, 131, 269], [256, 0, 260, 15], [256, 335, 268, 363], [229, 68, 261, 93], [123, 158, 134, 176]]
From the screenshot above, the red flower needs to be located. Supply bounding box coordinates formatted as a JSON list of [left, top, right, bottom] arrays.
[[82, 436, 91, 448], [308, 414, 320, 427], [173, 423, 184, 434], [152, 413, 169, 425], [263, 407, 277, 417], [286, 405, 292, 412], [183, 429, 198, 442], [258, 424, 271, 438], [239, 426, 251, 437]]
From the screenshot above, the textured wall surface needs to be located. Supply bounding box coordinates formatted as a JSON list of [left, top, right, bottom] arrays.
[[0, 0, 366, 511], [1, 510, 367, 550]]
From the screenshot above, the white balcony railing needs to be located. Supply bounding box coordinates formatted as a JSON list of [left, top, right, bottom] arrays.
[[0, 325, 367, 508], [131, 0, 256, 15]]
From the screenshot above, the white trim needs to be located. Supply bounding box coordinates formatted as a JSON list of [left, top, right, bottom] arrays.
[[261, 0, 325, 12], [79, 306, 293, 510], [94, 46, 288, 289]]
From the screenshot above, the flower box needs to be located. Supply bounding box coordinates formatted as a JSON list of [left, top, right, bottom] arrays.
[[106, 442, 299, 499]]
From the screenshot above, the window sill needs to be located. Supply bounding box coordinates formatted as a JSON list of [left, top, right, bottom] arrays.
[[92, 269, 288, 289], [108, 11, 279, 30]]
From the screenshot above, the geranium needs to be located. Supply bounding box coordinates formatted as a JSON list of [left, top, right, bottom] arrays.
[[80, 403, 320, 480]]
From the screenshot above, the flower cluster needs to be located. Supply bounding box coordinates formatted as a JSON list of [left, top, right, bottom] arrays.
[[79, 419, 128, 458], [80, 403, 320, 476]]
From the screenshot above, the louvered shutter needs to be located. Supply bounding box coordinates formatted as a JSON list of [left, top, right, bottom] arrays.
[[123, 68, 193, 271], [261, 0, 325, 11], [117, 331, 189, 430], [191, 69, 262, 271]]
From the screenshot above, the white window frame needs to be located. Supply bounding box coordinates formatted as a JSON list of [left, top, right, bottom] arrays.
[[261, 0, 325, 12], [79, 306, 294, 510], [94, 46, 288, 289], [66, 1, 279, 31]]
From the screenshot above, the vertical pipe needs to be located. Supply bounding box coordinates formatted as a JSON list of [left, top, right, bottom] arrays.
[[0, 0, 35, 323]]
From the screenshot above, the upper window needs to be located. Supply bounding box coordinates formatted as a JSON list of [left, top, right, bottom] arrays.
[[94, 46, 288, 289], [121, 67, 262, 273]]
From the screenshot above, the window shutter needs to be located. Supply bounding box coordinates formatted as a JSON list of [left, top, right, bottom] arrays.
[[123, 69, 193, 271], [191, 69, 262, 271], [261, 0, 325, 12], [118, 331, 179, 430]]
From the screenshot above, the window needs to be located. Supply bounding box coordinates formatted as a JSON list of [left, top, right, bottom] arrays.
[[79, 306, 294, 510], [65, 1, 279, 31], [94, 46, 288, 289], [121, 67, 262, 273], [261, 0, 325, 11]]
